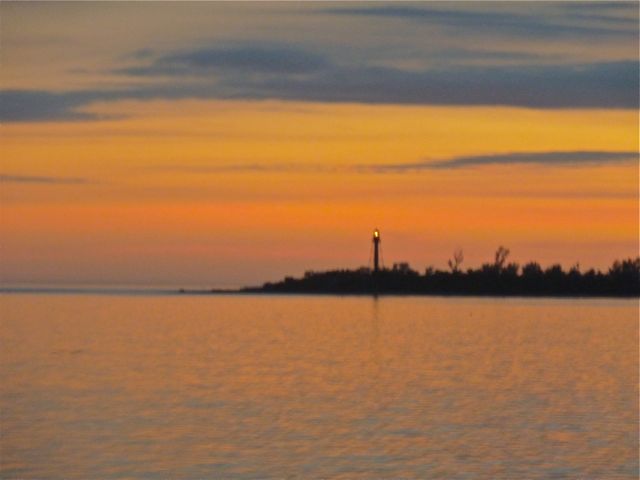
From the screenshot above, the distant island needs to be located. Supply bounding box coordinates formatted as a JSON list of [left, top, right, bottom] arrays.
[[240, 257, 639, 297], [187, 231, 640, 297]]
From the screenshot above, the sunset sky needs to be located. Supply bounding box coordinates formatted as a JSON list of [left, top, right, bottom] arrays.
[[1, 2, 638, 287]]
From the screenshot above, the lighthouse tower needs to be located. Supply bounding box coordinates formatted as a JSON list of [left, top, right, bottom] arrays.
[[373, 228, 381, 273]]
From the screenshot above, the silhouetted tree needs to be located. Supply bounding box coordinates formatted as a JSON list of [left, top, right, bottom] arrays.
[[608, 257, 640, 294], [609, 257, 640, 277], [503, 262, 519, 276], [494, 246, 510, 270], [448, 248, 464, 273], [522, 262, 543, 277]]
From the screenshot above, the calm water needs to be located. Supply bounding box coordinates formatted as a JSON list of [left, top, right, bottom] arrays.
[[1, 294, 637, 479]]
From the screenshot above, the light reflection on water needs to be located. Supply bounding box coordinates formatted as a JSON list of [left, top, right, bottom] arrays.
[[1, 294, 638, 479]]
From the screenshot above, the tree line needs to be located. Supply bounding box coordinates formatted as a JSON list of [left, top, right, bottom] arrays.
[[248, 247, 640, 296]]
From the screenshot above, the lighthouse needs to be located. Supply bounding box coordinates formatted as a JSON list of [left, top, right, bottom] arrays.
[[373, 228, 381, 273]]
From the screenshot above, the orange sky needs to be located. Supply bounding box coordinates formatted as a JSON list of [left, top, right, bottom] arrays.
[[1, 3, 638, 286]]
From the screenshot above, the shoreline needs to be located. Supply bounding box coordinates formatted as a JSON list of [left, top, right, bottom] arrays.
[[179, 288, 640, 299]]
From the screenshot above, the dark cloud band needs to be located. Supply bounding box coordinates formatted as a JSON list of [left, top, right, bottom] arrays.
[[118, 45, 328, 76], [368, 151, 640, 172], [147, 151, 640, 176], [0, 174, 91, 184], [1, 39, 638, 122]]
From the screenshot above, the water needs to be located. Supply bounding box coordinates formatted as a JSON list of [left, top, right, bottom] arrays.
[[1, 293, 637, 479]]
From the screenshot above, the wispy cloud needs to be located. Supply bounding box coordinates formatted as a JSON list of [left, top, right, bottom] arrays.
[[0, 174, 92, 184], [366, 151, 640, 172], [149, 163, 341, 174], [560, 2, 639, 23], [150, 151, 639, 177], [322, 4, 638, 39]]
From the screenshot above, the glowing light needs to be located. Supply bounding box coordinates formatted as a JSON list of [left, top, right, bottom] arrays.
[[374, 229, 380, 239]]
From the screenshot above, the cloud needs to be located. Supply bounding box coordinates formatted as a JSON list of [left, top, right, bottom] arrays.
[[0, 174, 92, 184], [1, 47, 638, 122], [366, 151, 640, 172], [246, 60, 638, 109], [425, 48, 549, 64], [322, 4, 638, 39], [560, 2, 638, 18], [0, 90, 101, 122], [117, 44, 328, 76], [149, 151, 639, 178]]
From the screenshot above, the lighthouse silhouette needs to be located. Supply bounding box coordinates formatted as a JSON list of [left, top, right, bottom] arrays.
[[373, 228, 381, 273]]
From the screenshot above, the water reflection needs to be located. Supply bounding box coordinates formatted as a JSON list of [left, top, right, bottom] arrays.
[[369, 296, 381, 375], [1, 294, 637, 479]]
